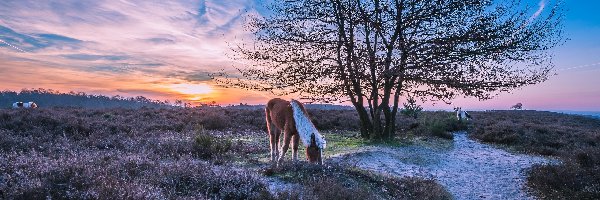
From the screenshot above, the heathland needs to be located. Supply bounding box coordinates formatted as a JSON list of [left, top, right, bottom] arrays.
[[0, 104, 598, 199]]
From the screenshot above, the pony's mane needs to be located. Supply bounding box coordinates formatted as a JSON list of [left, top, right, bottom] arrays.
[[290, 100, 326, 149]]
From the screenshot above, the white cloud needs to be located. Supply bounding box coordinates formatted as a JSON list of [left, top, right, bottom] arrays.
[[530, 0, 546, 21], [0, 0, 263, 79]]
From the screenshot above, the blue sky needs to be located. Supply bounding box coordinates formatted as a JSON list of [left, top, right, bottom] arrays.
[[468, 0, 600, 111], [0, 0, 599, 110]]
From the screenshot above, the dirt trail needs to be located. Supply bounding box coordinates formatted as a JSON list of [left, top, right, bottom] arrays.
[[331, 132, 555, 200]]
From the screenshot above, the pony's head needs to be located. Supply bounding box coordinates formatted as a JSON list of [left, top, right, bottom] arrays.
[[306, 133, 323, 164], [289, 99, 325, 164]]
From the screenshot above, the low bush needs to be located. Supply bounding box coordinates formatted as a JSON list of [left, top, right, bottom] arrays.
[[192, 125, 232, 160], [309, 176, 373, 200], [198, 110, 230, 130], [308, 109, 362, 131], [158, 161, 271, 199], [400, 96, 423, 119], [405, 111, 468, 139], [428, 120, 454, 139], [527, 164, 600, 200]]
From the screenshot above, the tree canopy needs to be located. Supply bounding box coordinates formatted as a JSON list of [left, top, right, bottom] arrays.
[[215, 0, 565, 138]]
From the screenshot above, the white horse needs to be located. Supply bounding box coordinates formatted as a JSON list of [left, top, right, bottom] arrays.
[[12, 102, 38, 109], [454, 107, 472, 121]]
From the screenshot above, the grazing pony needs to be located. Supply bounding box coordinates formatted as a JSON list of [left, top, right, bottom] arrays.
[[265, 98, 326, 166], [454, 107, 472, 121], [12, 102, 37, 109]]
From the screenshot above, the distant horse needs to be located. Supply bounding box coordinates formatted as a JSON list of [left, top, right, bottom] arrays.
[[12, 102, 37, 109], [454, 107, 472, 121], [511, 103, 523, 110], [265, 98, 326, 166]]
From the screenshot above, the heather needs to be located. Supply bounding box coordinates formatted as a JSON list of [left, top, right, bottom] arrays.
[[468, 110, 600, 199], [0, 107, 451, 199], [3, 106, 595, 199], [264, 163, 452, 200], [0, 107, 271, 199]]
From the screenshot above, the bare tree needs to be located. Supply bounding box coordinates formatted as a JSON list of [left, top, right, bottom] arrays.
[[214, 0, 564, 139]]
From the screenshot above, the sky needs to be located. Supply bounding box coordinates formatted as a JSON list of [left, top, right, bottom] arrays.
[[0, 0, 599, 111]]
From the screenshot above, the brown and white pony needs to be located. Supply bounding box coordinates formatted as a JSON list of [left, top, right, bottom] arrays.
[[265, 98, 326, 166], [12, 102, 37, 109], [454, 107, 472, 121]]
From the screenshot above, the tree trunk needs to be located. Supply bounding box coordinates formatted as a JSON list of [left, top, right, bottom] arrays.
[[352, 103, 397, 140], [389, 89, 401, 139], [382, 105, 393, 139], [352, 102, 373, 138], [371, 109, 382, 139]]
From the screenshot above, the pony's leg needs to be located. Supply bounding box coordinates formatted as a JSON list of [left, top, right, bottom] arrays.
[[269, 131, 277, 163], [292, 134, 299, 162], [274, 129, 281, 162], [277, 129, 292, 167], [265, 107, 277, 163]]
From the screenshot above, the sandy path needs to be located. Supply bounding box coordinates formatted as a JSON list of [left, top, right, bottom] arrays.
[[331, 132, 555, 200]]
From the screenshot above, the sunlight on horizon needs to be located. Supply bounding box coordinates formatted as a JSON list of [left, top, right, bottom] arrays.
[[169, 83, 213, 95]]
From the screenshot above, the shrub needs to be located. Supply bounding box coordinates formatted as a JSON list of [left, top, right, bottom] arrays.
[[391, 177, 453, 200], [309, 177, 372, 200], [406, 112, 468, 139], [274, 191, 302, 200], [198, 110, 230, 130], [193, 126, 232, 159], [400, 96, 423, 119], [428, 120, 453, 139], [159, 161, 271, 199], [308, 109, 361, 131], [444, 117, 468, 132], [527, 163, 600, 200]]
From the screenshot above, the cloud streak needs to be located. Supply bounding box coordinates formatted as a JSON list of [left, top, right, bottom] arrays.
[[531, 0, 546, 20]]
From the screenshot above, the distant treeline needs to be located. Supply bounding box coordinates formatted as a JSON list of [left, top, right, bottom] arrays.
[[0, 88, 172, 109]]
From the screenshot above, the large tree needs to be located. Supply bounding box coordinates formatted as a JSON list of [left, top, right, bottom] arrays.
[[215, 0, 564, 139]]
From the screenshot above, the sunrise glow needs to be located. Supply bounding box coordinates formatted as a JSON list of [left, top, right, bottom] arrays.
[[170, 83, 213, 96]]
